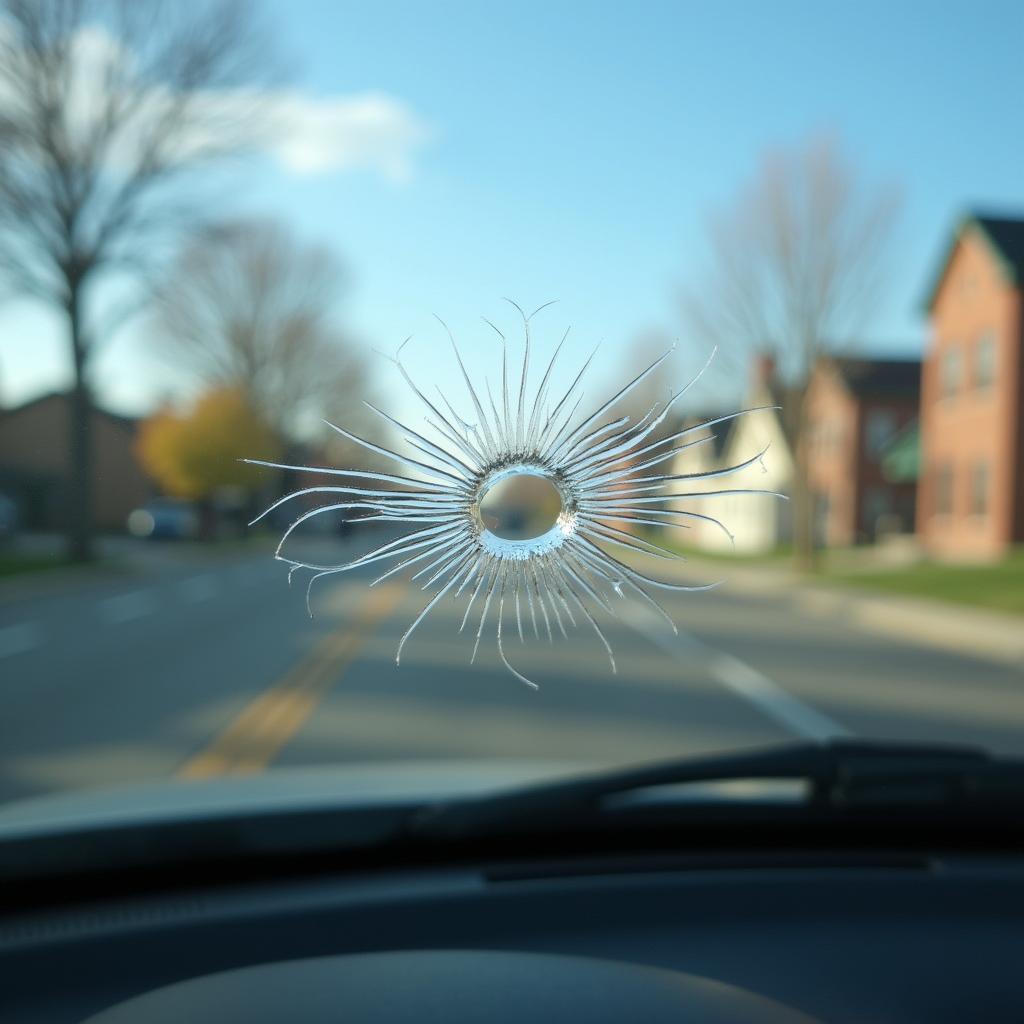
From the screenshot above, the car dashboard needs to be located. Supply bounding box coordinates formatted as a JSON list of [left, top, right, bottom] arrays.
[[3, 848, 1024, 1022]]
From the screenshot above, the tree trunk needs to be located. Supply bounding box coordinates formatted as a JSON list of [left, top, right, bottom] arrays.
[[792, 457, 818, 573], [791, 393, 819, 573], [66, 287, 95, 562]]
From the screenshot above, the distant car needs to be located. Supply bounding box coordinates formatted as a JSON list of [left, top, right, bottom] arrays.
[[127, 498, 199, 540], [0, 493, 17, 541]]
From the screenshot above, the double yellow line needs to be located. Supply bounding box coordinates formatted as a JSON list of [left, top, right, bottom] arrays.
[[178, 583, 405, 779]]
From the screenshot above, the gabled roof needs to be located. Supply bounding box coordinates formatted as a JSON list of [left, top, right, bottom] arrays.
[[718, 397, 796, 483], [924, 212, 1024, 311], [678, 413, 732, 460], [827, 357, 921, 400], [763, 380, 802, 447], [977, 215, 1024, 274], [743, 375, 800, 449]]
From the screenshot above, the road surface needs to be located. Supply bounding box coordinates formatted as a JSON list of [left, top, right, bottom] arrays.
[[1, 535, 1023, 805]]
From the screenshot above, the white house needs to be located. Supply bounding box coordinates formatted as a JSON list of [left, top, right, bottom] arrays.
[[669, 357, 795, 554]]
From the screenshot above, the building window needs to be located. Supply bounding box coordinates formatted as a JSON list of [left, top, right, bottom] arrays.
[[970, 462, 989, 517], [934, 464, 954, 517], [864, 409, 897, 459], [940, 347, 961, 398], [975, 332, 996, 389]]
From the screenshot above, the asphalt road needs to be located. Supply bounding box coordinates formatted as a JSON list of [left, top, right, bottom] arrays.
[[1, 534, 1023, 805]]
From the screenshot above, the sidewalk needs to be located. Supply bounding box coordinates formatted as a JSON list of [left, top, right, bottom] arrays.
[[661, 555, 1024, 668]]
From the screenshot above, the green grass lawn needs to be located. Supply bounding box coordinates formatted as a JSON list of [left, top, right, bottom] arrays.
[[826, 548, 1024, 616], [0, 551, 75, 578], [682, 544, 794, 565], [646, 526, 1024, 616], [641, 529, 793, 564]]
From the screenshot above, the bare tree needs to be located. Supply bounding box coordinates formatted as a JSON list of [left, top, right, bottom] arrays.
[[152, 218, 374, 447], [0, 0, 272, 560], [685, 136, 899, 568]]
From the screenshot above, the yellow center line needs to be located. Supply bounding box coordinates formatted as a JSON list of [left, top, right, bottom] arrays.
[[178, 583, 406, 779]]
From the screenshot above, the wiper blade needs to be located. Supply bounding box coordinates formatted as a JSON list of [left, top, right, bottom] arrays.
[[410, 740, 1024, 840]]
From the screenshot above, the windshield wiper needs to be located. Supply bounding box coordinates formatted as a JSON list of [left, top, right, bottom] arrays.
[[410, 740, 1024, 841]]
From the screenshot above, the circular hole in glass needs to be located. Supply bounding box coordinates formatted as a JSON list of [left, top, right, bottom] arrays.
[[478, 470, 562, 542]]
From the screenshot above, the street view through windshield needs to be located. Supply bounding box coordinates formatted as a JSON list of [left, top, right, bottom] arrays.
[[0, 0, 1023, 806]]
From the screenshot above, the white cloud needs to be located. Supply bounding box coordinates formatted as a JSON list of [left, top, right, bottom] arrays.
[[263, 91, 432, 183], [0, 20, 433, 184]]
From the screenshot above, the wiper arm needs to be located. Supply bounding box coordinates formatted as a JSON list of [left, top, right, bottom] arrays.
[[410, 740, 1024, 841]]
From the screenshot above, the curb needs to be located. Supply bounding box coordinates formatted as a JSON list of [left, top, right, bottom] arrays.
[[792, 586, 1024, 666]]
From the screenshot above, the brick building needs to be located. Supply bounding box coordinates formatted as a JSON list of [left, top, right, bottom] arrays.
[[0, 392, 152, 531], [805, 357, 920, 546], [918, 213, 1024, 559]]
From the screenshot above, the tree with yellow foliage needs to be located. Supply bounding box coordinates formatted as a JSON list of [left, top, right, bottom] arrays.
[[137, 388, 281, 501]]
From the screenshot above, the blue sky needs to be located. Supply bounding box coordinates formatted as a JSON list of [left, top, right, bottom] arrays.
[[2, 0, 1024, 418]]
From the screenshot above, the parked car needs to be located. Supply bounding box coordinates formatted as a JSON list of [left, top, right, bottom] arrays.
[[126, 497, 199, 540]]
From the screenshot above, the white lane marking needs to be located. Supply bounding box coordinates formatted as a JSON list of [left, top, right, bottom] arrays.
[[99, 590, 157, 625], [0, 622, 40, 659], [179, 574, 218, 603], [708, 653, 850, 742], [623, 606, 851, 743]]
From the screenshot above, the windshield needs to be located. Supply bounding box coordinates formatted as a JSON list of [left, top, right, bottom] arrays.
[[0, 0, 1022, 817]]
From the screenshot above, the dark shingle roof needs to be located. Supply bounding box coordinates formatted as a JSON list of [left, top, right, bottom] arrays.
[[829, 357, 921, 399], [924, 211, 1024, 310], [975, 214, 1024, 280]]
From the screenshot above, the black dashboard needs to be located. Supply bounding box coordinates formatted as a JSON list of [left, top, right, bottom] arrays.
[[4, 851, 1024, 1022]]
